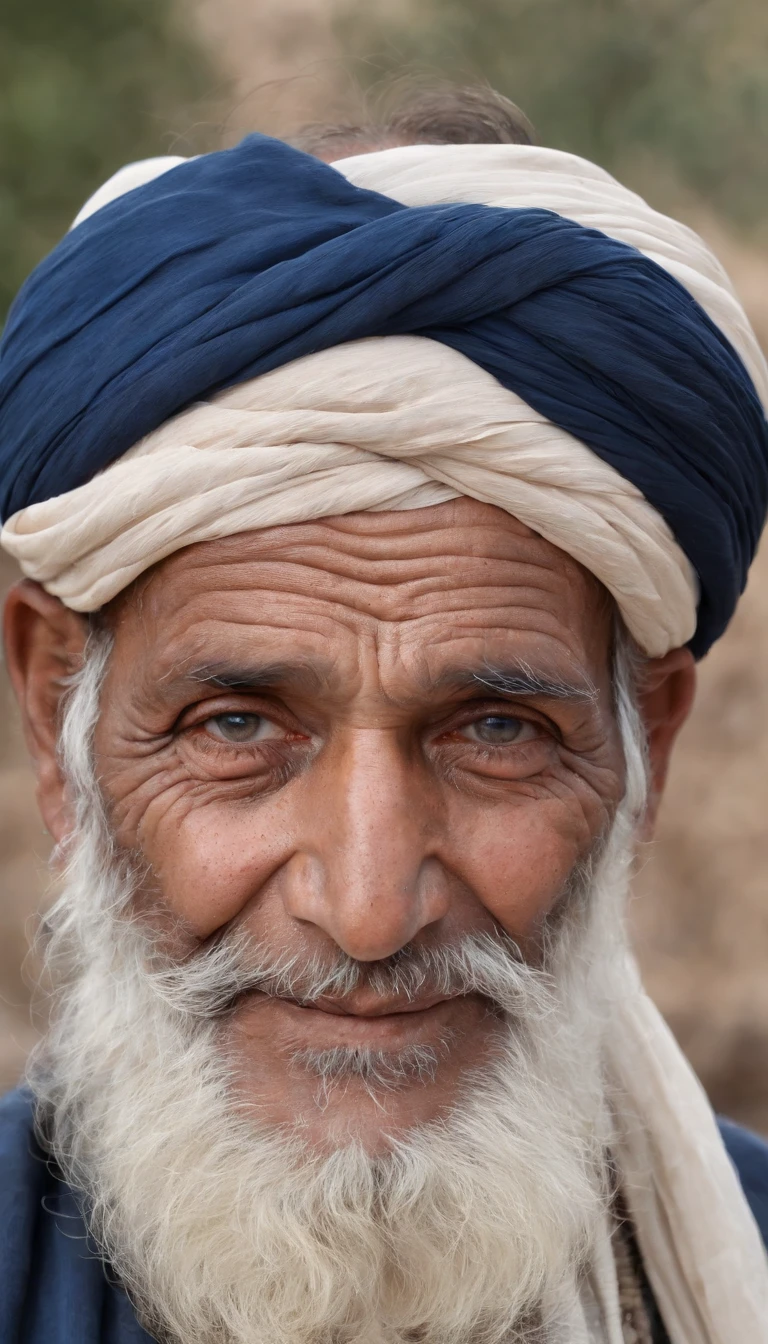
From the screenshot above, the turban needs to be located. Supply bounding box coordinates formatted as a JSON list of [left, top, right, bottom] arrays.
[[1, 135, 767, 657]]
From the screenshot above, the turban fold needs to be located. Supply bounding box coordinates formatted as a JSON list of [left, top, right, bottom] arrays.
[[1, 136, 767, 657]]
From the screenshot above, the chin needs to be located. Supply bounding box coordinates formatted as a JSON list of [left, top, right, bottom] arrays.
[[285, 1078, 461, 1154], [224, 998, 507, 1153]]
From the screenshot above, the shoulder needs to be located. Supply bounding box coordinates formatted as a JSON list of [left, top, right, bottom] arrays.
[[0, 1085, 47, 1259], [0, 1082, 38, 1158], [718, 1116, 768, 1248], [0, 1086, 52, 1337], [0, 1087, 153, 1343]]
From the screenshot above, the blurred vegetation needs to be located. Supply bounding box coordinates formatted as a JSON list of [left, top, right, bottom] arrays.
[[0, 0, 220, 321], [338, 0, 768, 232]]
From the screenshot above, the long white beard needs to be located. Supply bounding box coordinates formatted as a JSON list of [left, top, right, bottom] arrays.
[[29, 635, 642, 1344]]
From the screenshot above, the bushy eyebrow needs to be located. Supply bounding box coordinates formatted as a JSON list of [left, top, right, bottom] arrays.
[[181, 658, 597, 705], [472, 663, 598, 703]]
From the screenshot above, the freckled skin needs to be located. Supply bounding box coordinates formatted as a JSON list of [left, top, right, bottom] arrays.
[[3, 498, 696, 1150]]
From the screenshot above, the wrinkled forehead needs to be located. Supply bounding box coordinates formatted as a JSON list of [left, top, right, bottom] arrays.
[[106, 499, 615, 687]]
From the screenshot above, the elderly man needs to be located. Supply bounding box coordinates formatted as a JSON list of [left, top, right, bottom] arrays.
[[0, 86, 767, 1344]]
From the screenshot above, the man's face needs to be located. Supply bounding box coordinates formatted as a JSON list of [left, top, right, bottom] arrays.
[[3, 495, 697, 1342], [83, 496, 624, 1148]]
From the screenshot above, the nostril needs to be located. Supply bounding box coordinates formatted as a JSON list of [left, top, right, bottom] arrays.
[[285, 871, 451, 965]]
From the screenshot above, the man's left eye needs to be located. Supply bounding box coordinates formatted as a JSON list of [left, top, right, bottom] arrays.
[[460, 715, 538, 745], [203, 713, 282, 744]]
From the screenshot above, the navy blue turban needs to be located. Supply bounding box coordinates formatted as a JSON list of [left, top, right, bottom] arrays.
[[0, 134, 766, 656]]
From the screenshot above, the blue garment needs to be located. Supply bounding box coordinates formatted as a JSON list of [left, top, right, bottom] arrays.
[[0, 136, 766, 656], [1, 1085, 767, 1342], [0, 1090, 152, 1343]]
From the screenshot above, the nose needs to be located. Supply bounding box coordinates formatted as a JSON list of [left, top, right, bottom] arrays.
[[281, 729, 450, 961]]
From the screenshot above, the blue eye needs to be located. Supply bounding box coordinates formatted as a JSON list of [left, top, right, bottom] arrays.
[[462, 716, 536, 745], [205, 713, 275, 744]]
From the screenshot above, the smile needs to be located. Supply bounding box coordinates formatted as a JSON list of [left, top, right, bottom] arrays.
[[233, 991, 490, 1050]]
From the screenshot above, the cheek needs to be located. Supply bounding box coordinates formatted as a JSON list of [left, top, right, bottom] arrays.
[[442, 788, 605, 941], [137, 793, 296, 936]]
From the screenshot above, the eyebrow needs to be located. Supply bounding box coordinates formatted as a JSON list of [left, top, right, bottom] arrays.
[[184, 661, 329, 694], [182, 658, 597, 705], [435, 663, 598, 704]]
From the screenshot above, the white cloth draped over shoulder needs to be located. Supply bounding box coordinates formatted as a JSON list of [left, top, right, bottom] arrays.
[[2, 142, 768, 1342]]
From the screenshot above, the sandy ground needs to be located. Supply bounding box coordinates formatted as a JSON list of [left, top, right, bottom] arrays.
[[1, 0, 767, 1130]]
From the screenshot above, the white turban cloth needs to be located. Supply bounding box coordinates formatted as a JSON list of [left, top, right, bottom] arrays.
[[3, 142, 768, 657]]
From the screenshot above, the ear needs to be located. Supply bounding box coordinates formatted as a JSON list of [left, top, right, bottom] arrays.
[[636, 645, 696, 837], [3, 580, 89, 845]]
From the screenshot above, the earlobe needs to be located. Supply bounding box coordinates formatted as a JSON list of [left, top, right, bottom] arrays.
[[636, 646, 697, 837], [3, 580, 89, 844]]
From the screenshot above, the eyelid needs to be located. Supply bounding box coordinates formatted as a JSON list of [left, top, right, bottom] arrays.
[[459, 715, 541, 743], [174, 694, 295, 735], [435, 701, 556, 740]]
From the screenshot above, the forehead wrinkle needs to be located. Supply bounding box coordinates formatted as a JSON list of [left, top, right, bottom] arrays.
[[139, 533, 588, 610], [147, 610, 367, 678], [167, 504, 540, 568], [251, 552, 571, 594], [118, 544, 610, 706], [123, 499, 607, 641], [135, 579, 580, 654]]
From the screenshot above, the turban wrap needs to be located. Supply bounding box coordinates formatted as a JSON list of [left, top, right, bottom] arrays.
[[1, 135, 767, 656]]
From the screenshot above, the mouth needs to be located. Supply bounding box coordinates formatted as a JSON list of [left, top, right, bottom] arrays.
[[230, 988, 492, 1053], [298, 991, 455, 1019]]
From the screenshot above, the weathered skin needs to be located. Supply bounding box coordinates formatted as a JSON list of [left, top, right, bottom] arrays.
[[4, 497, 694, 1148]]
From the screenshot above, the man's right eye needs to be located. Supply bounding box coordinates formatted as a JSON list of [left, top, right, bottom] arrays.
[[203, 713, 284, 744]]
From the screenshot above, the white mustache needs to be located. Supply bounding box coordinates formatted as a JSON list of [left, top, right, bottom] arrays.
[[146, 928, 557, 1023]]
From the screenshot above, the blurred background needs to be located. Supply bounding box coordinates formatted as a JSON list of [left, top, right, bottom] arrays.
[[1, 0, 767, 1128]]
